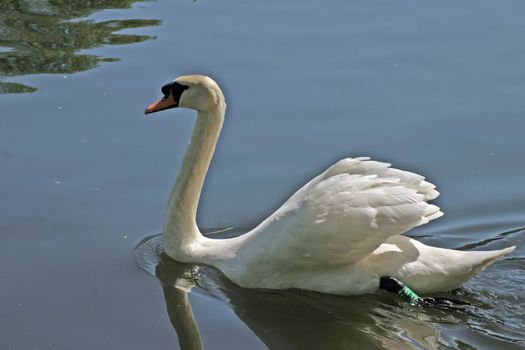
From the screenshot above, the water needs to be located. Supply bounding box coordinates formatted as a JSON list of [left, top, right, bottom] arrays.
[[1, 0, 524, 349]]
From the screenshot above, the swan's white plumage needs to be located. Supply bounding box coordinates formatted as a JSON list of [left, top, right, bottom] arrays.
[[241, 158, 442, 265], [217, 157, 449, 293], [152, 75, 515, 296]]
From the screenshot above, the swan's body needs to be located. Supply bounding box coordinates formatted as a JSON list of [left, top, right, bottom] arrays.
[[146, 75, 514, 296]]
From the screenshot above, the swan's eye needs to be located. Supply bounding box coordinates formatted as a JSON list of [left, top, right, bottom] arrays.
[[161, 82, 189, 101], [161, 83, 171, 97]]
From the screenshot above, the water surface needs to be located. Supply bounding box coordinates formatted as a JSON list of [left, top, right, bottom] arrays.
[[1, 0, 524, 349]]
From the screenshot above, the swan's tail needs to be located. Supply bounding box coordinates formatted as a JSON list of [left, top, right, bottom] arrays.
[[462, 245, 515, 275], [398, 238, 516, 294], [432, 245, 516, 293]]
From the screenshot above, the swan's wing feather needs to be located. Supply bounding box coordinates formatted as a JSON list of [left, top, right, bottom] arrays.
[[321, 157, 439, 200], [249, 157, 442, 267]]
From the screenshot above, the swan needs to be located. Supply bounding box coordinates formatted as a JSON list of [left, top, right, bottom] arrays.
[[144, 74, 515, 298]]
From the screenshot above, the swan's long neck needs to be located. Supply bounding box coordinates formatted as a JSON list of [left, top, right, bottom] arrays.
[[163, 103, 225, 256]]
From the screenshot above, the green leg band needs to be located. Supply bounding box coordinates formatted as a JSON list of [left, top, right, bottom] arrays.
[[379, 276, 422, 305], [399, 285, 421, 304]]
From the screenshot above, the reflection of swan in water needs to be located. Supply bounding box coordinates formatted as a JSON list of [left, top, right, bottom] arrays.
[[144, 75, 514, 295], [136, 234, 448, 350], [137, 234, 525, 350], [159, 269, 203, 350]]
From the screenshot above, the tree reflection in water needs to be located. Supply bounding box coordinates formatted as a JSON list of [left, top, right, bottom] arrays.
[[0, 0, 160, 93]]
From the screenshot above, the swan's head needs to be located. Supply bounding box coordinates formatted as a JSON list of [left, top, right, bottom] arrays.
[[145, 75, 225, 114]]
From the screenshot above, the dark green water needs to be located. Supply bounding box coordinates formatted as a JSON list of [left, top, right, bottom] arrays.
[[1, 1, 524, 349]]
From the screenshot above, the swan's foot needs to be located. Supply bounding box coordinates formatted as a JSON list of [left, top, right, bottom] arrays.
[[379, 276, 471, 311]]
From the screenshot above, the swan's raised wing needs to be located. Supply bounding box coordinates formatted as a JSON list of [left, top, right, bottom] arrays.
[[243, 157, 442, 269]]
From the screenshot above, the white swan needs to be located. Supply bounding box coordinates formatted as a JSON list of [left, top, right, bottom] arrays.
[[145, 75, 515, 296]]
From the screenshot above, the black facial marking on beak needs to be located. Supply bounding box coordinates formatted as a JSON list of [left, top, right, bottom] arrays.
[[145, 81, 190, 115], [162, 81, 189, 104]]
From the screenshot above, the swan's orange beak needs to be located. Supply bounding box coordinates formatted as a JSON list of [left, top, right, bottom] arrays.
[[145, 92, 178, 115]]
